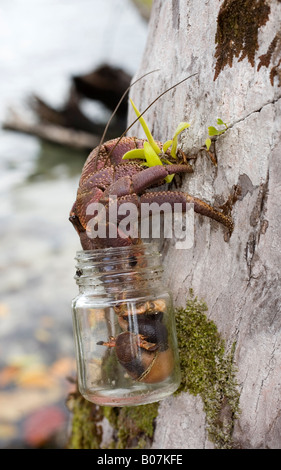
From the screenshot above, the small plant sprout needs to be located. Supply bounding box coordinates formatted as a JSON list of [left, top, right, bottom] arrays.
[[208, 118, 228, 136], [122, 99, 190, 183], [204, 118, 228, 164], [205, 118, 228, 148], [205, 137, 212, 152]]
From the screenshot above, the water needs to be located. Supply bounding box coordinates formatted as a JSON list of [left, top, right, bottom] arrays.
[[0, 0, 148, 447]]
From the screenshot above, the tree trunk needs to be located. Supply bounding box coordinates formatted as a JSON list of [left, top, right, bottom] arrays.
[[126, 0, 281, 449], [68, 0, 281, 450]]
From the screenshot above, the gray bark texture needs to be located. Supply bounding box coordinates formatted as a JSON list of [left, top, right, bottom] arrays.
[[127, 0, 281, 449]]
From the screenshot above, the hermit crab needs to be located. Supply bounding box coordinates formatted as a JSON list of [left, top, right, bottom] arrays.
[[69, 73, 233, 251]]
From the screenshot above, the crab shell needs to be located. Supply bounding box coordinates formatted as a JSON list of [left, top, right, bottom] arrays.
[[115, 331, 174, 383]]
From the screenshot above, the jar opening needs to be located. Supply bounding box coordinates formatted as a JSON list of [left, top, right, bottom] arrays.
[[74, 242, 164, 294], [75, 242, 160, 260]]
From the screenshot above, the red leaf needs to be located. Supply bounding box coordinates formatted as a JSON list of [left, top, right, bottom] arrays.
[[23, 406, 66, 447]]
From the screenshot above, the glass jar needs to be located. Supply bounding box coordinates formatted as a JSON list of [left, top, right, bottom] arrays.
[[71, 243, 181, 407]]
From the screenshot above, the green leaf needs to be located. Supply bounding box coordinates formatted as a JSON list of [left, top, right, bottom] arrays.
[[217, 118, 228, 129], [171, 122, 190, 158], [122, 149, 145, 160], [208, 126, 220, 136], [130, 99, 161, 155], [143, 141, 163, 167], [173, 122, 190, 138], [161, 157, 172, 165], [205, 138, 211, 151], [162, 139, 173, 153], [165, 174, 175, 183]]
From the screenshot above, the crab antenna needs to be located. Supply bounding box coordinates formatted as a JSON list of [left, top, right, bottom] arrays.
[[104, 72, 198, 165], [94, 69, 160, 170]]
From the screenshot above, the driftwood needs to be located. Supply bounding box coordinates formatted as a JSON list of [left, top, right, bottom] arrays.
[[3, 109, 99, 150], [72, 64, 132, 116], [30, 89, 106, 135], [3, 64, 131, 149]]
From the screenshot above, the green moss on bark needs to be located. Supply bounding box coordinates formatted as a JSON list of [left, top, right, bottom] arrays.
[[67, 394, 159, 449], [67, 393, 103, 449], [107, 403, 159, 449], [175, 291, 240, 449]]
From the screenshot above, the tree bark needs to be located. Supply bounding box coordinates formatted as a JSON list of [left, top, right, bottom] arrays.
[[126, 0, 281, 449]]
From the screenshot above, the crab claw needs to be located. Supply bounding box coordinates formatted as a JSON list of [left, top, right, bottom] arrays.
[[137, 334, 158, 351]]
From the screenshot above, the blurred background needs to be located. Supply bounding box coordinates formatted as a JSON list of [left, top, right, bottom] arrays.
[[0, 0, 150, 448]]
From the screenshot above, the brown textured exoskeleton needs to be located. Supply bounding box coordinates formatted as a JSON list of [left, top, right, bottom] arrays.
[[69, 73, 233, 250]]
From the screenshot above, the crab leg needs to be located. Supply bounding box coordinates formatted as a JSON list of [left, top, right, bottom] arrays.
[[140, 191, 233, 232], [96, 336, 116, 347], [101, 163, 193, 200]]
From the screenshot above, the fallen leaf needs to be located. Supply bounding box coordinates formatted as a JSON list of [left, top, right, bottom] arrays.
[[16, 365, 56, 389], [23, 406, 66, 447], [0, 423, 17, 439], [0, 388, 62, 422], [9, 354, 42, 369], [49, 357, 76, 378], [0, 365, 21, 388]]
